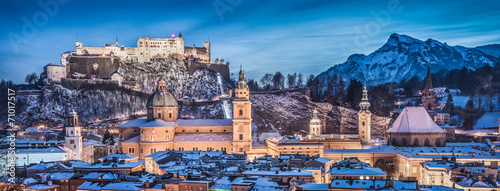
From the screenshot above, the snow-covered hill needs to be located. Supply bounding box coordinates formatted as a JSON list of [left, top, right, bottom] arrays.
[[8, 58, 231, 128], [251, 92, 391, 139], [317, 33, 500, 86]]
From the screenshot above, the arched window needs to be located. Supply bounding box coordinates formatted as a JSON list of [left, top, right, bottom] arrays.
[[391, 138, 397, 146], [71, 131, 73, 135], [239, 109, 243, 116], [158, 113, 161, 119], [169, 113, 172, 119], [402, 138, 408, 147], [435, 139, 442, 147], [413, 138, 419, 146], [165, 135, 170, 141], [424, 138, 430, 146], [427, 104, 432, 111], [362, 121, 365, 126]]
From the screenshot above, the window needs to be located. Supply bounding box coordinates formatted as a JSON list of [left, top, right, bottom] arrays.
[[169, 113, 172, 118], [209, 130, 213, 132], [158, 113, 162, 119], [178, 147, 184, 151], [193, 147, 199, 151], [239, 109, 243, 116], [151, 148, 156, 154], [140, 148, 143, 153], [165, 135, 170, 141], [239, 134, 243, 140], [128, 147, 135, 153], [362, 121, 365, 126], [182, 130, 185, 132], [223, 130, 227, 132], [119, 134, 124, 140], [71, 130, 73, 135], [207, 147, 213, 151], [70, 140, 75, 144], [239, 148, 244, 152], [196, 130, 199, 133], [221, 147, 226, 151]]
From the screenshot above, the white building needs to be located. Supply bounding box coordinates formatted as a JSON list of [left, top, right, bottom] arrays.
[[45, 63, 66, 82], [14, 147, 67, 166], [65, 107, 83, 161]]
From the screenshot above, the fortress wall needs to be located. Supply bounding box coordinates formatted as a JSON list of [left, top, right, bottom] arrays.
[[67, 56, 120, 79], [186, 60, 230, 82], [184, 47, 210, 62]]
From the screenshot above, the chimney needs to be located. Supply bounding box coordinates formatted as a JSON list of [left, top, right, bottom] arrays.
[[145, 181, 150, 188], [478, 176, 482, 181], [492, 161, 498, 169], [41, 174, 46, 183], [48, 180, 52, 186]]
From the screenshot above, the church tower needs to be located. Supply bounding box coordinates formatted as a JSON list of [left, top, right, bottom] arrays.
[[309, 110, 321, 136], [422, 62, 435, 117], [232, 66, 252, 154], [358, 85, 371, 143], [65, 106, 82, 160]]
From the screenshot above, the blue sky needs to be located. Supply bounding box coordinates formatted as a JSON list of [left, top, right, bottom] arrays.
[[1, 0, 500, 83]]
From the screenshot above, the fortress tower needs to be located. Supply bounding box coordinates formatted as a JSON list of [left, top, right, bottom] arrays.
[[232, 66, 252, 153], [422, 62, 435, 117], [65, 107, 82, 160], [358, 85, 371, 143]]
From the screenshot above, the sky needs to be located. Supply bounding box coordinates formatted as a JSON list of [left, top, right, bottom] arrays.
[[1, 0, 500, 83]]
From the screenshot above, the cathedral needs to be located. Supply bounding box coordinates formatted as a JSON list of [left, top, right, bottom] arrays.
[[117, 67, 252, 159]]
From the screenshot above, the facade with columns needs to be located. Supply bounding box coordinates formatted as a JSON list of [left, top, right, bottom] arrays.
[[118, 67, 251, 159]]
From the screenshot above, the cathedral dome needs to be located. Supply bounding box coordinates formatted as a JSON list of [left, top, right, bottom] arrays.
[[146, 91, 178, 107], [146, 79, 178, 107]]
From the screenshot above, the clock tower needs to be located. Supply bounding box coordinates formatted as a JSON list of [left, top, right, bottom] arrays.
[[232, 66, 252, 154], [358, 85, 371, 143], [65, 106, 82, 160]]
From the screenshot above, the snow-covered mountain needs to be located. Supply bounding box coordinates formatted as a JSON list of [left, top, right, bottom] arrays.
[[317, 33, 500, 86]]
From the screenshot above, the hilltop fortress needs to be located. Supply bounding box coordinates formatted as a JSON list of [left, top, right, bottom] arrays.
[[44, 33, 230, 84], [74, 33, 210, 63]]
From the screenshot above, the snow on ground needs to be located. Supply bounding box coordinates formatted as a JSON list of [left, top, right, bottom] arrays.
[[474, 112, 500, 129]]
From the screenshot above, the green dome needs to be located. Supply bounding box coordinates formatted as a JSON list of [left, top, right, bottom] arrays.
[[146, 91, 178, 107]]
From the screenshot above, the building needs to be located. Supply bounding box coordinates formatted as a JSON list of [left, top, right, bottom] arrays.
[[75, 34, 210, 63], [387, 107, 447, 147], [435, 113, 451, 126], [309, 110, 321, 136], [44, 63, 66, 82], [118, 67, 252, 159], [358, 85, 371, 143], [64, 107, 83, 161], [328, 158, 387, 181], [422, 62, 436, 117]]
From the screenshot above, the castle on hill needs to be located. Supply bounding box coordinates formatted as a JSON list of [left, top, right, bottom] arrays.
[[74, 33, 211, 63]]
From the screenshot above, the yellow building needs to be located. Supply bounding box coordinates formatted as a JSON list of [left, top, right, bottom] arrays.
[[118, 67, 252, 159]]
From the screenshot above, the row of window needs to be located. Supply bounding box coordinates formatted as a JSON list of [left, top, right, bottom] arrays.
[[127, 147, 228, 154]]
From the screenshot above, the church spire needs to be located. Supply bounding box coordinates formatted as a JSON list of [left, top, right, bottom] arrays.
[[116, 35, 118, 45], [238, 64, 246, 82], [424, 61, 432, 90], [359, 84, 371, 113]]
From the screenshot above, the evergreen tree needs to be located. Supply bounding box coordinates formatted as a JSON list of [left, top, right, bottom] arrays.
[[335, 76, 346, 106], [445, 93, 455, 115], [297, 73, 303, 87], [345, 79, 363, 108], [103, 130, 112, 144], [462, 98, 475, 130]]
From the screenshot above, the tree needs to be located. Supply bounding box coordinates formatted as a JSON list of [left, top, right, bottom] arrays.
[[334, 76, 346, 106], [306, 74, 315, 87], [215, 58, 225, 63], [260, 73, 273, 91], [462, 98, 475, 130], [287, 73, 297, 88], [103, 130, 112, 144], [297, 73, 303, 87], [272, 72, 285, 90], [247, 79, 259, 91], [346, 78, 363, 108], [25, 72, 38, 85], [445, 93, 455, 115], [374, 158, 396, 177]]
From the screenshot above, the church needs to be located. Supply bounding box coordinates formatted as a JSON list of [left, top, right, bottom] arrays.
[[117, 67, 252, 159]]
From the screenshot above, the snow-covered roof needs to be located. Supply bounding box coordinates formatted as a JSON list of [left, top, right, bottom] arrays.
[[140, 119, 176, 127], [329, 166, 386, 176], [297, 183, 330, 190], [173, 133, 232, 142], [37, 172, 75, 180], [242, 170, 313, 176], [99, 153, 138, 161], [118, 118, 147, 127], [27, 163, 55, 170], [474, 112, 500, 129], [81, 172, 119, 180], [177, 119, 233, 126], [21, 178, 38, 184], [77, 181, 101, 190], [101, 182, 143, 190], [26, 183, 60, 190], [387, 107, 446, 133], [123, 135, 140, 143]]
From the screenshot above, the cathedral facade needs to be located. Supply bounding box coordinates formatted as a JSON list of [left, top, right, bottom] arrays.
[[118, 67, 251, 159]]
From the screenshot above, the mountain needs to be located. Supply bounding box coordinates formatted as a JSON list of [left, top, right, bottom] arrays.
[[316, 33, 500, 86]]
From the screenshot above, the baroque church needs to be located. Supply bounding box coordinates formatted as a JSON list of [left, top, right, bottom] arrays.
[[117, 67, 252, 159]]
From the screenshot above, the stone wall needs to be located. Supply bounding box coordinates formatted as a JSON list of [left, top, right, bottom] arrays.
[[67, 56, 120, 79], [185, 60, 230, 82]]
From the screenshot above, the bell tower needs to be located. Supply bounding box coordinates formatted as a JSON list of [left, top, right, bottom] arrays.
[[358, 85, 371, 143], [65, 106, 82, 160], [422, 61, 435, 117], [232, 65, 252, 154], [309, 110, 321, 136]]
